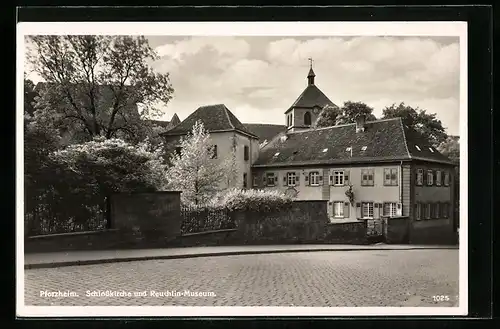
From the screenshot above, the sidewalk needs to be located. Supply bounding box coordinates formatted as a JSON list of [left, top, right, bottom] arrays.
[[24, 244, 457, 269]]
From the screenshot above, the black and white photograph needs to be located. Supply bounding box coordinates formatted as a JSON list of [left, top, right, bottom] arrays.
[[17, 21, 467, 317]]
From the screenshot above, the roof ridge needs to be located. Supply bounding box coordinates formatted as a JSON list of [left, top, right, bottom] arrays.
[[398, 117, 412, 159], [285, 117, 402, 135], [223, 105, 236, 129]]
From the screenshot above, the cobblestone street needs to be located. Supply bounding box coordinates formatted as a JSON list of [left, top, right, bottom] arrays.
[[24, 249, 459, 307]]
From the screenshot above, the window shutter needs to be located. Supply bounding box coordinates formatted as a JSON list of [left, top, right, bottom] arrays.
[[304, 174, 310, 186], [344, 170, 350, 185], [374, 203, 380, 219], [396, 202, 403, 216], [422, 170, 427, 185], [368, 170, 374, 186], [329, 174, 333, 186], [262, 175, 266, 184], [295, 172, 300, 186], [272, 173, 277, 186], [343, 202, 350, 218], [283, 175, 287, 186], [319, 175, 323, 185], [356, 204, 362, 219]]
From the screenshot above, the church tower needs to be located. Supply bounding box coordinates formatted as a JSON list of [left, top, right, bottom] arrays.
[[285, 59, 337, 132]]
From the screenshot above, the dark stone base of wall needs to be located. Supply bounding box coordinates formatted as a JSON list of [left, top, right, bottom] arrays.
[[409, 219, 457, 245], [24, 229, 179, 253]]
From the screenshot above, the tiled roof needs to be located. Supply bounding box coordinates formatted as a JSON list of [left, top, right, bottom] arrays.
[[169, 113, 181, 127], [402, 125, 454, 163], [253, 118, 454, 167], [286, 84, 337, 113], [161, 104, 258, 139], [243, 123, 287, 143]]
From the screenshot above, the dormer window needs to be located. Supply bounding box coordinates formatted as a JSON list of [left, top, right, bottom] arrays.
[[429, 148, 434, 153], [415, 145, 421, 151]]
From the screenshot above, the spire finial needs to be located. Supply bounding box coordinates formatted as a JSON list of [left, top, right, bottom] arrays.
[[307, 58, 316, 85]]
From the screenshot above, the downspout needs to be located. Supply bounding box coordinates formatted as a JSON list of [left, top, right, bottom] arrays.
[[399, 161, 403, 204]]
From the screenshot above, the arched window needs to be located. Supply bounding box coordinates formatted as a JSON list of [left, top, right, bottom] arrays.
[[304, 112, 311, 126]]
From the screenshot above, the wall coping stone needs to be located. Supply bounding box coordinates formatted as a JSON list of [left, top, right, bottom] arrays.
[[27, 229, 119, 240], [181, 229, 237, 237]]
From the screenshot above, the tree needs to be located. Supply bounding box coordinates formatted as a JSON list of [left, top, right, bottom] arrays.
[[24, 78, 39, 116], [27, 35, 174, 143], [382, 102, 447, 146], [336, 101, 377, 125], [313, 104, 342, 128], [165, 121, 231, 206], [437, 136, 459, 164]]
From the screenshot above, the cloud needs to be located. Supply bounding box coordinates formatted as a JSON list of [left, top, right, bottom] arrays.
[[150, 36, 460, 135]]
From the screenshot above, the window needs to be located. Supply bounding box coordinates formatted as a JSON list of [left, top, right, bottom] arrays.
[[436, 202, 441, 218], [384, 168, 398, 186], [244, 146, 249, 161], [253, 175, 259, 187], [362, 202, 374, 218], [304, 112, 311, 125], [416, 169, 423, 186], [243, 173, 247, 188], [361, 169, 374, 186], [425, 203, 431, 219], [333, 201, 344, 218], [427, 170, 434, 186], [430, 203, 436, 218], [210, 145, 218, 159], [175, 146, 183, 157], [286, 172, 297, 186], [266, 173, 276, 186], [333, 170, 344, 186], [383, 202, 397, 218], [443, 203, 449, 218], [309, 171, 320, 186], [415, 203, 422, 220], [444, 171, 450, 186], [436, 170, 442, 186]]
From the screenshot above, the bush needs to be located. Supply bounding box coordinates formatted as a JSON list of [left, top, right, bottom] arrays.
[[209, 188, 293, 213]]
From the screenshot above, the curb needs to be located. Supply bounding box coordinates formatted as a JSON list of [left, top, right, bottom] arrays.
[[24, 246, 458, 270]]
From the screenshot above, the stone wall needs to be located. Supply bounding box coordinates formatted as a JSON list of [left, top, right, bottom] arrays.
[[384, 217, 410, 244], [178, 200, 368, 246], [24, 192, 182, 253], [410, 218, 456, 245]]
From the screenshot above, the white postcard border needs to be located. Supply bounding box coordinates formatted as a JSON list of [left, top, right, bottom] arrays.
[[16, 21, 468, 317]]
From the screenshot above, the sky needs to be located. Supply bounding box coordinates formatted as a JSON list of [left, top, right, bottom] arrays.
[[25, 35, 461, 135], [147, 35, 460, 135]]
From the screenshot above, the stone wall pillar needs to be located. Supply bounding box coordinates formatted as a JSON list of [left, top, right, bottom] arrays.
[[109, 191, 182, 245]]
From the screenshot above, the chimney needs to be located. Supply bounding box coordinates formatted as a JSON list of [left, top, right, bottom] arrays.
[[355, 114, 366, 133]]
